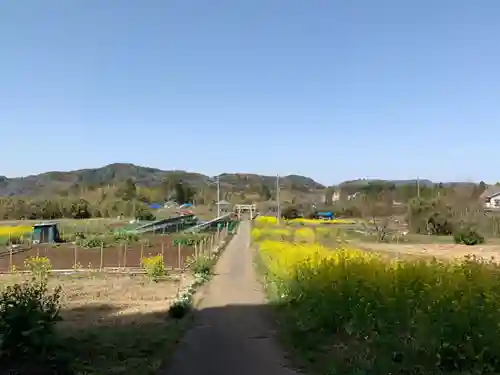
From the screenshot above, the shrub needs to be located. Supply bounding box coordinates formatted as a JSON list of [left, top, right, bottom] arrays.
[[73, 231, 85, 240], [141, 255, 165, 282], [0, 280, 62, 363], [24, 256, 52, 280], [135, 208, 156, 221], [78, 236, 106, 249], [172, 233, 207, 246], [190, 255, 214, 276], [114, 232, 139, 243], [281, 207, 301, 220], [454, 227, 485, 245], [168, 291, 192, 319]]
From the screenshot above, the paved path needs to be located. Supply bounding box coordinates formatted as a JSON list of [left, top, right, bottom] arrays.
[[165, 221, 299, 375]]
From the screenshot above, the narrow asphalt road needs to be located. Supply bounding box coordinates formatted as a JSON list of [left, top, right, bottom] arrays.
[[164, 221, 299, 375]]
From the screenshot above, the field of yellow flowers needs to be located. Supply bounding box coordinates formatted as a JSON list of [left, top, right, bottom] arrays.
[[255, 215, 355, 226], [0, 225, 31, 238], [253, 218, 500, 374]]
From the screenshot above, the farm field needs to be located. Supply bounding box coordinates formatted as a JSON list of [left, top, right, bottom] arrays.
[[0, 235, 196, 272], [285, 216, 500, 262], [0, 220, 235, 374], [253, 216, 500, 375], [356, 240, 500, 262], [0, 272, 194, 375], [0, 215, 229, 272]]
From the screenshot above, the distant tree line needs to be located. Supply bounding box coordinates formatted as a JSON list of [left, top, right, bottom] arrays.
[[0, 174, 287, 220], [285, 180, 500, 242]]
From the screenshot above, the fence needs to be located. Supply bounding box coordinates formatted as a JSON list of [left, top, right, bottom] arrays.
[[0, 224, 234, 273]]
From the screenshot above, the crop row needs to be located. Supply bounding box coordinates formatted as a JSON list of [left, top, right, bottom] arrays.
[[253, 223, 500, 374]]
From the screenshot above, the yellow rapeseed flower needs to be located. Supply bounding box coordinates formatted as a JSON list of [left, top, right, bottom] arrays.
[[0, 225, 32, 237]]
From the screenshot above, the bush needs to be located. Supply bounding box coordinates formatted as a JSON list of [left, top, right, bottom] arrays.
[[454, 227, 485, 245], [135, 208, 156, 221], [141, 255, 165, 282], [24, 256, 52, 280], [168, 299, 191, 319], [114, 232, 139, 243], [281, 207, 301, 220], [407, 198, 454, 235], [168, 289, 193, 320], [190, 255, 214, 276], [0, 280, 62, 364], [172, 233, 207, 246], [77, 236, 106, 249]]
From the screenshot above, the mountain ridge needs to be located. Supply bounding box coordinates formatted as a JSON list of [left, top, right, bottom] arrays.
[[0, 163, 325, 197], [0, 163, 481, 197]]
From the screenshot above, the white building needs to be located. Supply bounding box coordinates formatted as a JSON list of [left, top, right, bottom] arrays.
[[481, 187, 500, 209]]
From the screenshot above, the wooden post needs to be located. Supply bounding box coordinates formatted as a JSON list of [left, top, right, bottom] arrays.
[[100, 243, 104, 271], [74, 245, 78, 269], [161, 241, 165, 259], [9, 246, 13, 272], [177, 243, 181, 269], [123, 243, 127, 269], [117, 245, 121, 269], [194, 242, 198, 259], [140, 242, 144, 263]]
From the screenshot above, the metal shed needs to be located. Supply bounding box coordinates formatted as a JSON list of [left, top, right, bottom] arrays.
[[32, 223, 61, 244]]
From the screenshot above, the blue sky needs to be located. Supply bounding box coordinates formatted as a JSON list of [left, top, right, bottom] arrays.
[[1, 1, 499, 185]]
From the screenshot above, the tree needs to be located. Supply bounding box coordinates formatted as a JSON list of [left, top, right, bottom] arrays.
[[359, 191, 394, 242], [478, 181, 487, 196], [260, 184, 272, 201], [116, 179, 137, 201], [174, 181, 195, 204], [324, 186, 334, 205], [71, 199, 91, 219], [406, 197, 454, 235], [134, 203, 156, 221], [282, 206, 301, 220]]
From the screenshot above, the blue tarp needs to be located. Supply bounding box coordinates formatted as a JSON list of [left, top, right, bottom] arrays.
[[317, 211, 334, 218], [149, 203, 163, 209]]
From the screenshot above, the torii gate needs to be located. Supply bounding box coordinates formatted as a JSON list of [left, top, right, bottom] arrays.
[[234, 204, 256, 220]]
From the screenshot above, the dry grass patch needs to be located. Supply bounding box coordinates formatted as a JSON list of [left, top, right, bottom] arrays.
[[356, 241, 500, 262], [0, 272, 196, 375]]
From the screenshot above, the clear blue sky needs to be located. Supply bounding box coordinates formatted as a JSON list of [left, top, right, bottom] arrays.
[[1, 1, 499, 185]]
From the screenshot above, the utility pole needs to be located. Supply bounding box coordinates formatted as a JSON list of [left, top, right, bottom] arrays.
[[417, 176, 420, 198], [216, 175, 221, 217], [276, 174, 281, 224]]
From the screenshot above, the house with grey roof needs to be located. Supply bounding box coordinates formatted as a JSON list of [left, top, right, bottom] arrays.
[[216, 200, 233, 212], [480, 186, 500, 209]]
